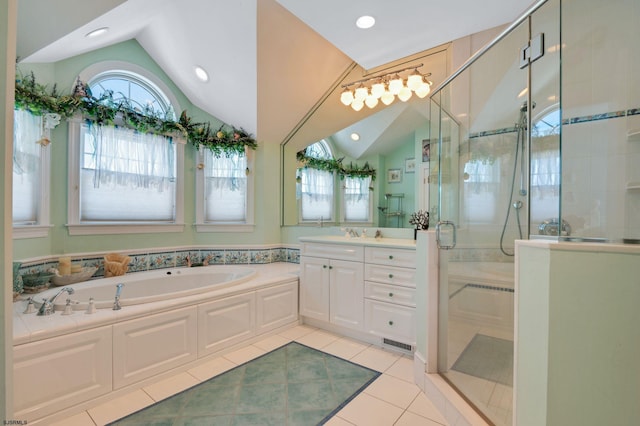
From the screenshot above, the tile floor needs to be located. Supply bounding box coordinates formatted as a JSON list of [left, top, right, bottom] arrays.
[[47, 325, 450, 426]]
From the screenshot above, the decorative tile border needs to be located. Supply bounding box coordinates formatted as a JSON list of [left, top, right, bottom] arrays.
[[469, 106, 640, 139], [14, 246, 301, 292], [450, 283, 515, 299]]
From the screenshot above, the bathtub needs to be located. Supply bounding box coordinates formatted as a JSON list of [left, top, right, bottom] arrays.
[[35, 265, 256, 311]]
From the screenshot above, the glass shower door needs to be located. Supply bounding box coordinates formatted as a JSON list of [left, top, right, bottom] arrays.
[[435, 19, 530, 426]]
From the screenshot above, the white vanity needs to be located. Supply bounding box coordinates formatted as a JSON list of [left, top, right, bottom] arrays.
[[299, 235, 417, 352]]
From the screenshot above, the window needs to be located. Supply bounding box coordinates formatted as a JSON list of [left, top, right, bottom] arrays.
[[462, 158, 499, 224], [299, 141, 334, 222], [342, 176, 373, 223], [68, 67, 184, 235], [13, 109, 51, 238], [195, 148, 254, 232]]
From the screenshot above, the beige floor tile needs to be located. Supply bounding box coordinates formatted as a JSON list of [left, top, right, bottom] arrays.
[[187, 356, 237, 381], [395, 410, 445, 426], [294, 329, 339, 349], [336, 392, 404, 426], [385, 355, 415, 382], [49, 411, 96, 426], [364, 374, 421, 409], [253, 333, 291, 352], [222, 344, 266, 365], [87, 389, 154, 425], [143, 372, 199, 401], [277, 324, 317, 340], [408, 392, 449, 425], [350, 346, 401, 372], [324, 415, 357, 425], [321, 337, 370, 360]]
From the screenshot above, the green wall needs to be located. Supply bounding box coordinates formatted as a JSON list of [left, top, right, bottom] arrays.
[[13, 40, 282, 261], [379, 137, 416, 228]]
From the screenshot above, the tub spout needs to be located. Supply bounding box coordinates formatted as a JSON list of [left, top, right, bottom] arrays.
[[113, 283, 124, 310], [38, 287, 74, 316]]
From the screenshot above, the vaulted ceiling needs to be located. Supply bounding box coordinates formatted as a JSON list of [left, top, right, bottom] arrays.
[[17, 0, 533, 156]]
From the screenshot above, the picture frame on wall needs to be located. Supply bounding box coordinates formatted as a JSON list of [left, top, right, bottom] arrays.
[[422, 139, 431, 162], [405, 158, 416, 173], [388, 168, 402, 183]]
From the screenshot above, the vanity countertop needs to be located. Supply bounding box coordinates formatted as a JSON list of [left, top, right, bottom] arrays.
[[299, 235, 416, 249]]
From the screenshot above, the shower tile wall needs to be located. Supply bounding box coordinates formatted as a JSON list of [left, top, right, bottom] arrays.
[[562, 0, 640, 241]]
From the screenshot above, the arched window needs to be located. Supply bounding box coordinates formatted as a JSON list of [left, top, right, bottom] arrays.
[[68, 66, 184, 234], [299, 140, 334, 222]]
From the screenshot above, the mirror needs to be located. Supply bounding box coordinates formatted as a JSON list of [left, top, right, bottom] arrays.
[[281, 46, 449, 228]]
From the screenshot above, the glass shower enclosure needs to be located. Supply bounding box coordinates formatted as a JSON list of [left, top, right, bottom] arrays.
[[429, 0, 560, 424]]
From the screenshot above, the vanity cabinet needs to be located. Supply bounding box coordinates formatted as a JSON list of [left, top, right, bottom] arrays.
[[300, 245, 364, 331], [364, 246, 417, 348], [299, 237, 417, 351]]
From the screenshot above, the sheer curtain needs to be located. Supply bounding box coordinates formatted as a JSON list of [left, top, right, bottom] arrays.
[[343, 176, 371, 222], [204, 151, 247, 222], [80, 123, 177, 221], [300, 167, 334, 221], [13, 109, 42, 224]]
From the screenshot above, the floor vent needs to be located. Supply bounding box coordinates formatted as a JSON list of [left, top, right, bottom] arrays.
[[383, 338, 412, 351]]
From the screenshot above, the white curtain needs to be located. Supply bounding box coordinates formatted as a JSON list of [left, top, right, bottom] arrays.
[[463, 158, 500, 224], [80, 123, 176, 221], [204, 151, 247, 222], [300, 167, 334, 221], [344, 176, 371, 222], [13, 109, 42, 224]]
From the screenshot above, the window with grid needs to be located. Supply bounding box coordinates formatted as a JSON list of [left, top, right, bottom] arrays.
[[342, 175, 372, 223], [299, 141, 334, 222]]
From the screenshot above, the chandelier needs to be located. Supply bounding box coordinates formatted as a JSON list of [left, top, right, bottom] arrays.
[[340, 64, 432, 111]]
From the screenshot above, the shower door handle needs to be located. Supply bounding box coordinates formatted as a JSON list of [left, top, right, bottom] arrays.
[[436, 221, 456, 250]]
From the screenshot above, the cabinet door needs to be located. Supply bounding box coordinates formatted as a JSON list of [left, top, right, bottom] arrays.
[[300, 256, 330, 322], [256, 281, 299, 334], [198, 293, 256, 357], [330, 259, 364, 330], [14, 326, 112, 421], [365, 299, 415, 345]]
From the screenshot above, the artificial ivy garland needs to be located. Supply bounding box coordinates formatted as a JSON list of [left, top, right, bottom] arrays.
[[14, 72, 257, 156], [296, 150, 376, 181]]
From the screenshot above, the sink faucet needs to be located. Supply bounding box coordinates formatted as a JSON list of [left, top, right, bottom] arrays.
[[344, 228, 359, 237], [113, 283, 124, 310], [37, 287, 75, 316]]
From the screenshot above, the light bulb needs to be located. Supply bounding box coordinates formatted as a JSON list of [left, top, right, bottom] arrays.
[[371, 80, 385, 98], [351, 99, 364, 111], [340, 88, 354, 106], [407, 69, 423, 91], [365, 94, 379, 109], [398, 85, 412, 102], [354, 84, 368, 101], [415, 80, 432, 98], [380, 90, 395, 106], [388, 74, 403, 95]]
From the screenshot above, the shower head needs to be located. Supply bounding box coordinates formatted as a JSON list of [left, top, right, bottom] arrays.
[[520, 101, 536, 112]]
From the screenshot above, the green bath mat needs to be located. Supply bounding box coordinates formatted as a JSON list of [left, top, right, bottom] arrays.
[[109, 342, 380, 425]]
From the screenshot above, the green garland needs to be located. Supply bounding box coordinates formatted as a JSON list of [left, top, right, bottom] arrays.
[[14, 72, 257, 156], [296, 151, 376, 181]]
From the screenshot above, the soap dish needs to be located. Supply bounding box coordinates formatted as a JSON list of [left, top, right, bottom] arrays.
[[51, 267, 98, 286]]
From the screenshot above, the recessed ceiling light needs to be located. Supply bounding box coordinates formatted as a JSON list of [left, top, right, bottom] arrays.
[[356, 15, 375, 29], [194, 66, 209, 82], [85, 27, 109, 38], [350, 132, 360, 141]]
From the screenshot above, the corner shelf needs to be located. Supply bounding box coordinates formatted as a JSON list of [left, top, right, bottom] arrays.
[[627, 129, 640, 142], [626, 182, 640, 191]]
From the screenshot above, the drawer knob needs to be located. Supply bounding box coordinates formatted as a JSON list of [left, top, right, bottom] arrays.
[[389, 255, 394, 260], [323, 265, 327, 268], [388, 274, 393, 279], [388, 320, 394, 326], [388, 292, 394, 297], [329, 266, 333, 269]]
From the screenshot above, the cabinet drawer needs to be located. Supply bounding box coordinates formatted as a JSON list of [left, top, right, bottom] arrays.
[[301, 242, 364, 262], [365, 246, 415, 268], [364, 263, 416, 287], [365, 281, 416, 307], [365, 300, 415, 344]]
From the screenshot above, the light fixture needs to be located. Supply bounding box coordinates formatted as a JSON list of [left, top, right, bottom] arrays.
[[85, 27, 109, 38], [339, 64, 432, 111], [350, 132, 360, 141], [356, 15, 376, 29], [194, 66, 209, 82]]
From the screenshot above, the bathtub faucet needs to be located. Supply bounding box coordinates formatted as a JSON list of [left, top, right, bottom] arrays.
[[113, 283, 124, 310], [38, 287, 75, 316]]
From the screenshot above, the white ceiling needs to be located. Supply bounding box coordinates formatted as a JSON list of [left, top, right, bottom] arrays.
[[17, 0, 534, 156]]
